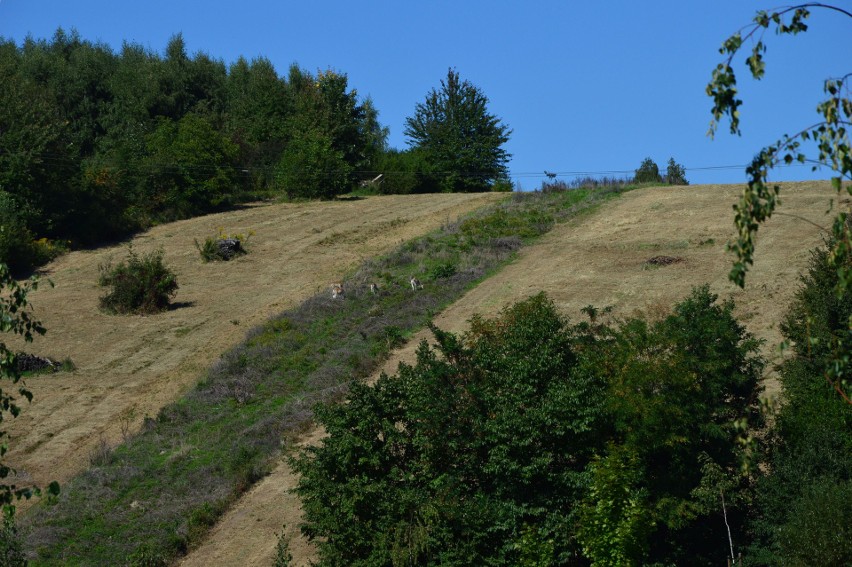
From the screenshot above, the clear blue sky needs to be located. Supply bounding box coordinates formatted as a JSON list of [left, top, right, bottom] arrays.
[[1, 0, 848, 187]]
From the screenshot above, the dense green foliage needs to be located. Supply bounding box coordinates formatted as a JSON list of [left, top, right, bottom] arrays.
[[24, 185, 631, 565], [405, 69, 512, 193], [0, 30, 386, 272], [747, 240, 852, 565], [293, 286, 764, 565], [633, 157, 688, 186], [98, 247, 178, 314], [665, 157, 689, 185], [633, 157, 663, 184]]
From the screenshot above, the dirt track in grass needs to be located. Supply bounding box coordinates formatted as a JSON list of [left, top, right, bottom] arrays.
[[178, 181, 841, 566]]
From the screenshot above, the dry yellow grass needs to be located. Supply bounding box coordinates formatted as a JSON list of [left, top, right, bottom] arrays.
[[180, 180, 842, 566], [5, 192, 505, 496]]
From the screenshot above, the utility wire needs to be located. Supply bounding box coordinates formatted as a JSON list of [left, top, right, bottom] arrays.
[[0, 148, 817, 180]]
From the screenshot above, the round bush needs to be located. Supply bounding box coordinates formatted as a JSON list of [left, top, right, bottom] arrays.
[[98, 248, 178, 314]]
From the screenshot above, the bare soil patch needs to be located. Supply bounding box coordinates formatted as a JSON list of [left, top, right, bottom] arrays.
[[180, 181, 840, 567], [5, 192, 504, 496]]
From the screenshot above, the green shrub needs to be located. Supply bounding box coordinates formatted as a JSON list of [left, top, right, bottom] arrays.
[[427, 261, 457, 280], [665, 157, 689, 185], [0, 512, 26, 567], [490, 178, 514, 192], [127, 542, 168, 567], [633, 157, 662, 184], [747, 239, 852, 565], [98, 247, 178, 314], [272, 526, 293, 567], [275, 129, 352, 199]]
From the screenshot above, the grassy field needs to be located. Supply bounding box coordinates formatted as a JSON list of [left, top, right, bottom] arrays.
[[183, 181, 840, 567], [10, 181, 838, 565], [22, 186, 627, 565]]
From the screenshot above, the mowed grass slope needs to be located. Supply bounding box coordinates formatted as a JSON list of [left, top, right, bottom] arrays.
[[5, 192, 504, 492], [10, 181, 839, 565], [21, 187, 624, 565], [182, 181, 841, 567]]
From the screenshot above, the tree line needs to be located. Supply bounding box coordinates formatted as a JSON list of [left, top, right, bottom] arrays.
[[0, 30, 513, 274]]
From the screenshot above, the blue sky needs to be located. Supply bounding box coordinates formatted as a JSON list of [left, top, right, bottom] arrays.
[[1, 1, 848, 187]]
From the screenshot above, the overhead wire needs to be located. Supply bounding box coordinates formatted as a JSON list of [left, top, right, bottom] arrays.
[[0, 148, 817, 181]]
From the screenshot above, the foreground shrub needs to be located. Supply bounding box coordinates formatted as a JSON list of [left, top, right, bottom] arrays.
[[293, 287, 763, 565], [747, 239, 852, 565], [98, 248, 178, 314]]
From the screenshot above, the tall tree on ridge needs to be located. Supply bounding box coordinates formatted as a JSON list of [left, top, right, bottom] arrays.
[[405, 68, 511, 192]]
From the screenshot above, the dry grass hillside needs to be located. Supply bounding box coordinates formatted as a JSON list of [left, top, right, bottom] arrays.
[[179, 180, 842, 566], [5, 192, 505, 495]]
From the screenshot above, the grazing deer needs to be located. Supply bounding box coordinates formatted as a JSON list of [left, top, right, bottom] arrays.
[[330, 283, 345, 299], [410, 277, 423, 291], [369, 283, 379, 295]]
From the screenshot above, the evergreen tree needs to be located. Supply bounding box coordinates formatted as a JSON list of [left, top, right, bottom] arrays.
[[405, 68, 511, 192]]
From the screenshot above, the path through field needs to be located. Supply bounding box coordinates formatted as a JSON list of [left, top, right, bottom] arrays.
[[179, 181, 840, 566], [7, 193, 505, 499]]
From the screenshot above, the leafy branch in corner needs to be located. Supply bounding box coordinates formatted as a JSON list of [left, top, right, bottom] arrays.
[[0, 263, 59, 516], [707, 4, 852, 402]]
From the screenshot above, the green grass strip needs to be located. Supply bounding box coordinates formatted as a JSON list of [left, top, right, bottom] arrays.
[[24, 185, 633, 565]]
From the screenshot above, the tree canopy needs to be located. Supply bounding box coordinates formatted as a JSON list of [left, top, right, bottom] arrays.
[[293, 288, 764, 565], [405, 68, 511, 192], [0, 30, 387, 272]]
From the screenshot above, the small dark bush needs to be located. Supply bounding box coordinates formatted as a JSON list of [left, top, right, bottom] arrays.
[[634, 157, 663, 184], [540, 179, 572, 193], [98, 247, 178, 314], [195, 230, 252, 262], [0, 513, 26, 567], [273, 529, 293, 567], [489, 236, 522, 253], [428, 261, 457, 280], [665, 158, 689, 185], [490, 178, 514, 192]]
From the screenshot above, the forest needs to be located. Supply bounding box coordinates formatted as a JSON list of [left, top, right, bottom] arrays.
[[0, 30, 516, 274]]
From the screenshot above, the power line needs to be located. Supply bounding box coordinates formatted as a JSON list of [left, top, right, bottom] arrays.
[[0, 148, 816, 181]]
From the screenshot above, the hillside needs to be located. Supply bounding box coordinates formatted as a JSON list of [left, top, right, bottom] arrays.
[[5, 192, 505, 495], [179, 181, 839, 566]]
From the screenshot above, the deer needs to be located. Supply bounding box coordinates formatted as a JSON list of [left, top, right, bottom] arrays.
[[410, 277, 423, 291], [330, 283, 345, 299], [369, 283, 379, 295]]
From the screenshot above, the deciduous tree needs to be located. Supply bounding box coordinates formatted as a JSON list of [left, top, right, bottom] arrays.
[[707, 4, 851, 401]]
